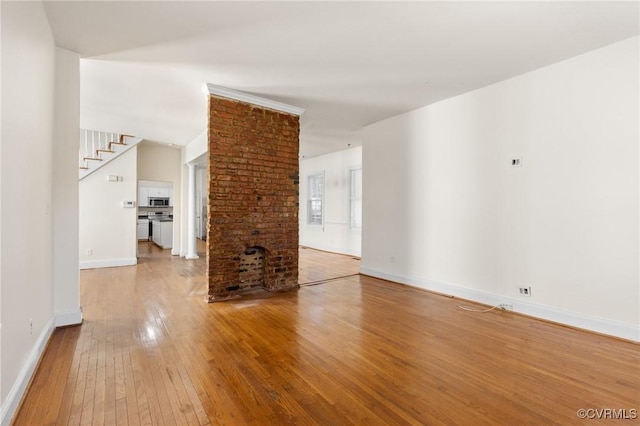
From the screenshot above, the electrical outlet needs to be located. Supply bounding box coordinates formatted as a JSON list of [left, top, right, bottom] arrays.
[[518, 286, 532, 297], [29, 318, 33, 336], [86, 248, 92, 256], [499, 304, 513, 311]]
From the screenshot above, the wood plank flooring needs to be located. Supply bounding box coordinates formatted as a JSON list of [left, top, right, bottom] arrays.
[[297, 246, 360, 285], [13, 243, 639, 425]]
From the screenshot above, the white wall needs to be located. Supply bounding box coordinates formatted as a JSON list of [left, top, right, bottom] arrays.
[[0, 1, 57, 422], [137, 141, 182, 254], [52, 48, 82, 327], [362, 37, 639, 341], [183, 131, 207, 164], [300, 147, 362, 256], [79, 148, 138, 269]]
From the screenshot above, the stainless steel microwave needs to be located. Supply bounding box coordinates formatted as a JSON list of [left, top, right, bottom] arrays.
[[149, 197, 169, 207]]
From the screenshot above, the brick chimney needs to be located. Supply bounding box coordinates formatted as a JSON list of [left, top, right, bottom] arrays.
[[206, 85, 304, 301]]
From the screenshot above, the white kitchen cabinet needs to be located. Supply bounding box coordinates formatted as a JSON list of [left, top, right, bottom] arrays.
[[148, 187, 170, 198], [138, 187, 149, 207], [151, 220, 173, 249], [137, 221, 149, 240], [152, 221, 160, 245]]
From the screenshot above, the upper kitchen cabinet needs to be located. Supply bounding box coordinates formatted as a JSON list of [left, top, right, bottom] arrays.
[[148, 187, 170, 198], [139, 180, 174, 206], [139, 187, 149, 207]]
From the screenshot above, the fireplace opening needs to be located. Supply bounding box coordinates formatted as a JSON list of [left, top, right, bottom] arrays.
[[239, 246, 266, 289]]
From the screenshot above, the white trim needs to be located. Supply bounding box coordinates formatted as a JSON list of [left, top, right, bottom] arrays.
[[54, 309, 83, 327], [206, 83, 305, 116], [0, 317, 55, 426], [171, 248, 180, 256], [79, 257, 137, 270], [360, 267, 640, 342], [185, 254, 200, 260], [300, 241, 361, 258]]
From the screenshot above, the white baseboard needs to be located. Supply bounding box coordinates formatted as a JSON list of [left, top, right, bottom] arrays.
[[79, 257, 137, 270], [55, 308, 83, 327], [300, 241, 361, 258], [360, 267, 640, 342], [171, 248, 180, 256], [0, 317, 55, 426]]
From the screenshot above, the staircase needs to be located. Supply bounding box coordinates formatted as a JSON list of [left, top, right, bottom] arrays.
[[79, 129, 142, 180]]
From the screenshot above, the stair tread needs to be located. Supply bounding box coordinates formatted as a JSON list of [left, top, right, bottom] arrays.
[[79, 131, 138, 180]]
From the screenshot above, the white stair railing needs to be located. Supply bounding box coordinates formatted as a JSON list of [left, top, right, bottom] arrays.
[[78, 129, 122, 169], [78, 129, 141, 180]]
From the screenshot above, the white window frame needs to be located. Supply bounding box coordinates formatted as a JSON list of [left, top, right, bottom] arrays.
[[349, 167, 362, 230], [307, 172, 325, 227]]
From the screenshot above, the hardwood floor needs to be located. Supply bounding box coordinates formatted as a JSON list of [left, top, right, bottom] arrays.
[[14, 246, 639, 425], [297, 246, 360, 285]]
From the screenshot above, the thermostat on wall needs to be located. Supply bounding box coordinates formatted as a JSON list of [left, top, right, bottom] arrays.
[[122, 201, 135, 208]]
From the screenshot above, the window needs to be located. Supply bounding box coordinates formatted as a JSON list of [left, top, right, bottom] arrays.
[[350, 168, 362, 230], [307, 172, 324, 226]]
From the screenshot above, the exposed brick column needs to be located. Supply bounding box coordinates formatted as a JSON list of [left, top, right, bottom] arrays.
[[207, 94, 300, 301]]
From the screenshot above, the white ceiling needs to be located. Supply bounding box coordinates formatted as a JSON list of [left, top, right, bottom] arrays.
[[43, 1, 639, 158]]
